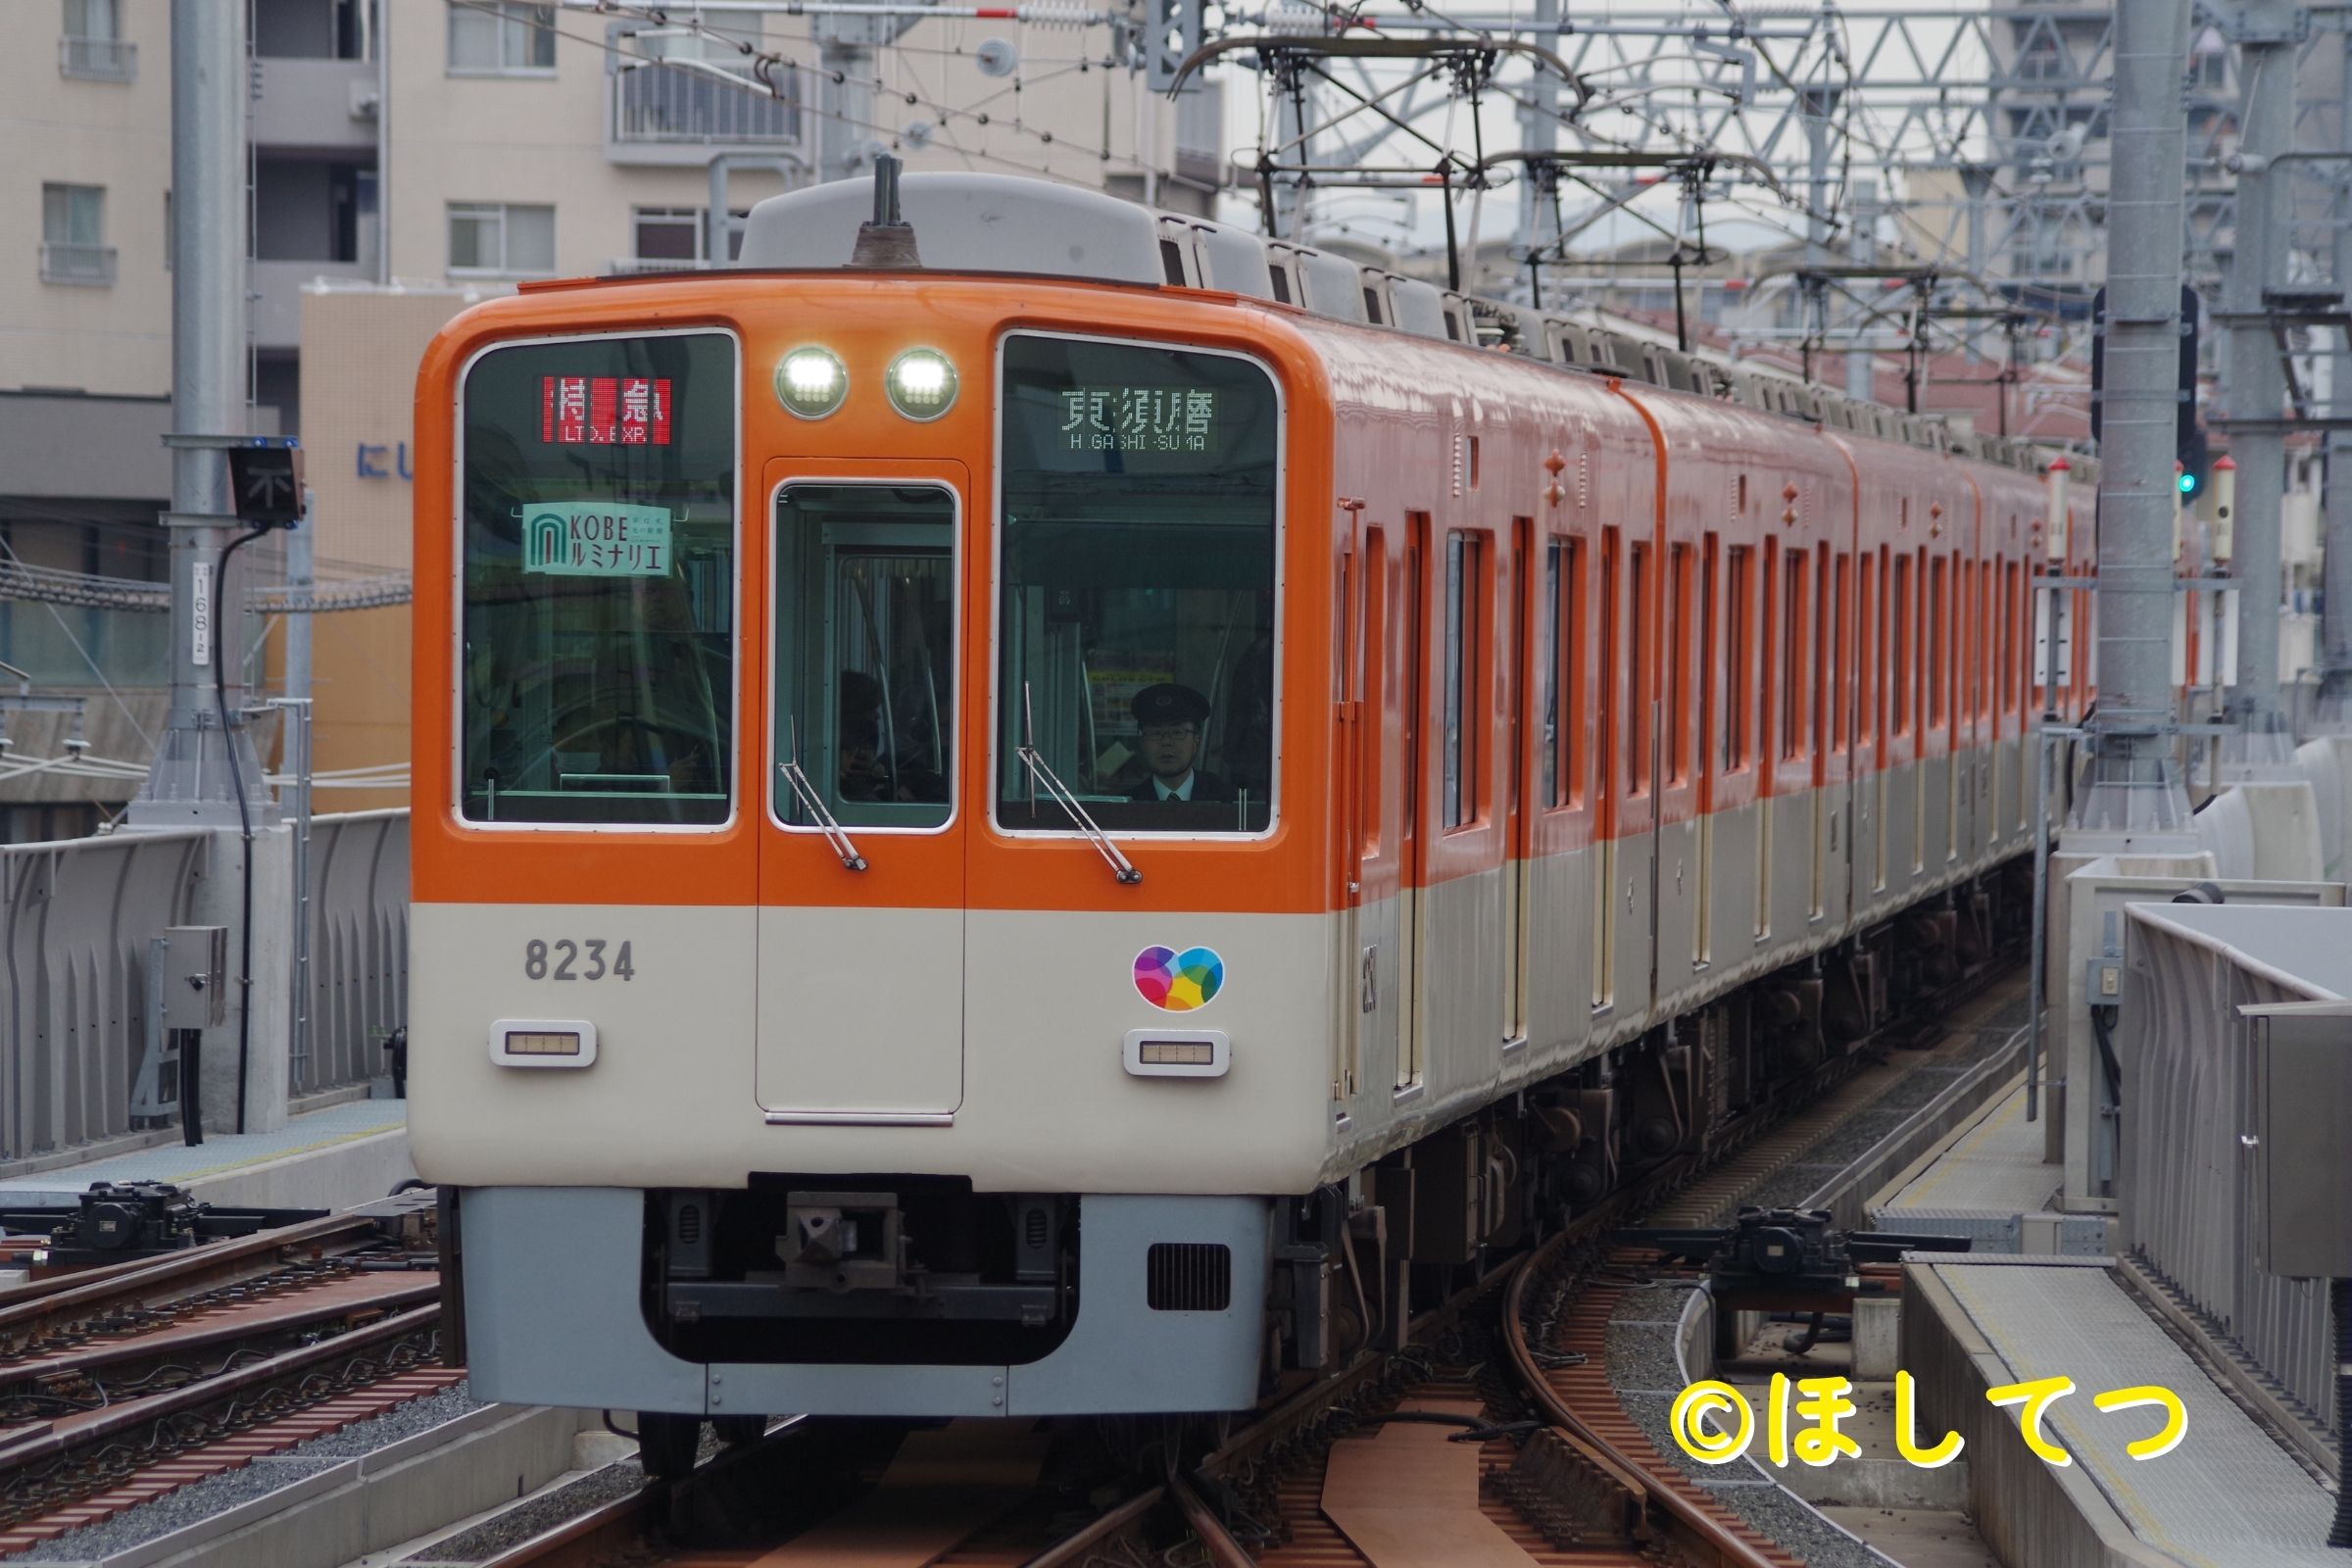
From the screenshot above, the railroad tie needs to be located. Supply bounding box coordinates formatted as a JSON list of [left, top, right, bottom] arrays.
[[1318, 1397, 1542, 1568]]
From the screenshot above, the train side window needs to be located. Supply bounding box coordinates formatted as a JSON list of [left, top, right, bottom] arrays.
[[1697, 535, 1718, 798], [1780, 548, 1807, 762], [1831, 551, 1850, 754], [1442, 530, 1484, 829], [1892, 552, 1913, 738], [1548, 537, 1586, 808], [2002, 559, 2022, 716], [1724, 545, 1751, 771], [995, 334, 1279, 834], [1857, 548, 1877, 752], [1597, 528, 1621, 809], [1360, 528, 1387, 856], [1929, 555, 1948, 730], [773, 484, 956, 833], [1628, 541, 1653, 798], [1668, 542, 1694, 787], [1541, 541, 1561, 808], [1757, 541, 1779, 767], [457, 329, 736, 827]]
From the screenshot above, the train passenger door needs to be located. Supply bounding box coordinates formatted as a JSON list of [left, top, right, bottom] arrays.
[[1343, 517, 1407, 1103], [756, 466, 967, 1119]]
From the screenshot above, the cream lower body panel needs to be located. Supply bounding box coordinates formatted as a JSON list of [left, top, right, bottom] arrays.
[[409, 902, 1335, 1195]]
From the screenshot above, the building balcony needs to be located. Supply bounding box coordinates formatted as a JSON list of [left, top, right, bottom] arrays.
[[39, 243, 117, 286], [609, 60, 801, 167], [252, 56, 378, 151], [253, 258, 373, 350], [59, 34, 136, 81]]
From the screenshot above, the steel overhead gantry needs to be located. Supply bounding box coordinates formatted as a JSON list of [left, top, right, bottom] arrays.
[[1475, 149, 1787, 327], [1169, 34, 1586, 260]]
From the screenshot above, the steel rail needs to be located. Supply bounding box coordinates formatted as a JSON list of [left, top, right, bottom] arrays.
[[0, 1212, 385, 1327], [0, 1302, 439, 1474], [1503, 1223, 1787, 1568], [2, 1278, 439, 1388], [474, 1483, 656, 1568]]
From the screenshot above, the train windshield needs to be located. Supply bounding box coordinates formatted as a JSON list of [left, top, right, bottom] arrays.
[[995, 334, 1279, 835], [456, 331, 737, 826]]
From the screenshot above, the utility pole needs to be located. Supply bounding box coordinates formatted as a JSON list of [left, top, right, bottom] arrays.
[[812, 15, 914, 186], [2320, 23, 2352, 712], [1847, 176, 1877, 402], [2223, 0, 2304, 759], [1516, 0, 1560, 250], [1800, 80, 1839, 383], [131, 1, 292, 1141], [2074, 0, 2195, 840], [134, 0, 267, 830]]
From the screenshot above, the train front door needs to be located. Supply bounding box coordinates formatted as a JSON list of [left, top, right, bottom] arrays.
[[756, 467, 968, 1119]]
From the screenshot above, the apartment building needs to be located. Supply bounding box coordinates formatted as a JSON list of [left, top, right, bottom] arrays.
[[0, 0, 1221, 836]]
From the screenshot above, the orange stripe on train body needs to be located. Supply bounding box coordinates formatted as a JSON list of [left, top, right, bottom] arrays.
[[410, 270, 2061, 918]]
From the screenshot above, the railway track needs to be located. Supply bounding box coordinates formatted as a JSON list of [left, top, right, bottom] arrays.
[[0, 1201, 444, 1555], [466, 958, 2023, 1568]]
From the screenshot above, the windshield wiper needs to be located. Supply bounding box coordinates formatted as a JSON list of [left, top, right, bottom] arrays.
[[781, 717, 867, 871], [1019, 683, 1141, 885]]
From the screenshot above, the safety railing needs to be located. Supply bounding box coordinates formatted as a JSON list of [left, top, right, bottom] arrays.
[[612, 59, 799, 146], [0, 810, 409, 1163]]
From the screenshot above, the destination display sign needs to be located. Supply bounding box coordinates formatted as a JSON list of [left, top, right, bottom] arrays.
[[1059, 386, 1219, 454], [523, 502, 673, 576], [541, 375, 673, 446]]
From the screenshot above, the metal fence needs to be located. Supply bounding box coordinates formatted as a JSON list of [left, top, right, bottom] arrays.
[[0, 811, 410, 1163], [298, 811, 409, 1098], [2, 829, 206, 1162], [612, 60, 799, 146], [2121, 901, 2347, 1438]]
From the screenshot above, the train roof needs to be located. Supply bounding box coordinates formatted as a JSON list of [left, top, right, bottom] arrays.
[[730, 172, 2082, 481]]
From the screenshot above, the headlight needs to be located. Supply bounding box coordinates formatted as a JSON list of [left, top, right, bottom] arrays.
[[885, 348, 958, 421], [775, 346, 847, 418]]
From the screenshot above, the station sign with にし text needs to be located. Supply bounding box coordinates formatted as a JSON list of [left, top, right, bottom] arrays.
[[524, 503, 672, 577]]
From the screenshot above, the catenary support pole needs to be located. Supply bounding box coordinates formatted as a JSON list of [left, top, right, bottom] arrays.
[[1847, 177, 1877, 402], [2073, 0, 2194, 839], [133, 0, 266, 830], [2224, 0, 2301, 753], [2320, 24, 2352, 712]]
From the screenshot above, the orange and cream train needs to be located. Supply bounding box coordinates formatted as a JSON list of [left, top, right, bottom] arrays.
[[411, 173, 2090, 1471]]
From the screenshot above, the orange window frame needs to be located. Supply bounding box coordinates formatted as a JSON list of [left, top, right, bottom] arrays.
[[1892, 552, 1913, 738], [1629, 539, 1654, 799], [1725, 544, 1752, 771], [1441, 528, 1487, 830], [1781, 548, 1808, 762], [1669, 541, 1695, 787], [1929, 554, 1948, 730], [1597, 527, 1622, 828], [1831, 549, 1850, 756]]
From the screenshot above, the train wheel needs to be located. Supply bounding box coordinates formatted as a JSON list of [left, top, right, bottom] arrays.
[[637, 1411, 702, 1480], [712, 1414, 767, 1445]]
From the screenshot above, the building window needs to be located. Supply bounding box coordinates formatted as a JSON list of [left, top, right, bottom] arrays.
[[448, 202, 556, 276], [626, 206, 746, 270], [448, 1, 555, 74], [41, 183, 114, 285], [61, 0, 134, 80]]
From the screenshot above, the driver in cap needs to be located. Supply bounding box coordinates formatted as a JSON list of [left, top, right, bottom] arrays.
[[1129, 683, 1234, 803]]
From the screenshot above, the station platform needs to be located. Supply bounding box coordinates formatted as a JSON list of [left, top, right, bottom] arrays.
[[1904, 1254, 2342, 1568], [1869, 1075, 2107, 1254], [0, 1094, 416, 1214]]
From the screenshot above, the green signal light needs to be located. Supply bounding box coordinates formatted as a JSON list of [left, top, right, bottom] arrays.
[[2178, 471, 2197, 494]]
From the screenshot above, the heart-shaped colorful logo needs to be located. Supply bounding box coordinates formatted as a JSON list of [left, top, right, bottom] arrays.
[[1134, 945, 1225, 1011]]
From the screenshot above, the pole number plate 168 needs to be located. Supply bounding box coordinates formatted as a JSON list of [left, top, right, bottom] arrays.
[[524, 939, 635, 982]]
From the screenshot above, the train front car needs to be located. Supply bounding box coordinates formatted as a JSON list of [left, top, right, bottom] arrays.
[[409, 178, 1338, 1453]]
